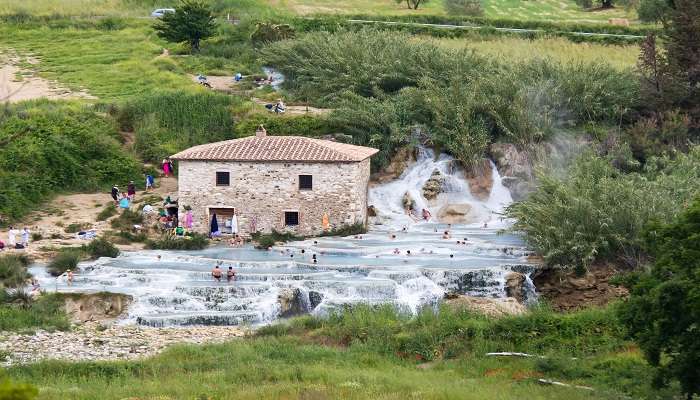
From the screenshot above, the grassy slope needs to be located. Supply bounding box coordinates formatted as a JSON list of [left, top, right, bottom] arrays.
[[6, 305, 675, 400], [1, 0, 636, 23]]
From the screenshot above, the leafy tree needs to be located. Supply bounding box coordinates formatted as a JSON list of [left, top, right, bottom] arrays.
[[575, 0, 616, 9], [618, 197, 700, 399], [637, 0, 673, 23], [394, 0, 431, 10], [0, 373, 37, 400], [250, 22, 295, 45], [154, 0, 216, 52]]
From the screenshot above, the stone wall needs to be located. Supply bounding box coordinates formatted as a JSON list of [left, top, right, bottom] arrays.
[[177, 159, 371, 237]]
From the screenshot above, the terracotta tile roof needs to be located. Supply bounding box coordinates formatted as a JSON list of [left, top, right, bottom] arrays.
[[171, 136, 379, 163]]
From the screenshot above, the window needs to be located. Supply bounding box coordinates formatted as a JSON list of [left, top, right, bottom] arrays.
[[216, 171, 230, 186], [299, 175, 313, 190], [284, 211, 299, 226]]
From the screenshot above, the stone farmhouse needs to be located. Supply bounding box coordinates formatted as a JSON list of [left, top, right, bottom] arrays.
[[171, 128, 378, 237]]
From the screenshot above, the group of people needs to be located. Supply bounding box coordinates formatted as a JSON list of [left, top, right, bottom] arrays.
[[211, 265, 237, 283], [1, 226, 31, 251], [111, 174, 155, 208], [264, 98, 286, 114]]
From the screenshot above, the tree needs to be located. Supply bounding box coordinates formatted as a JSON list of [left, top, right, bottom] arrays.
[[154, 0, 216, 52], [444, 0, 484, 16], [618, 197, 700, 399], [394, 0, 431, 10], [637, 0, 673, 23]]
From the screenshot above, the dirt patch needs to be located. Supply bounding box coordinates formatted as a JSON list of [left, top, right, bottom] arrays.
[[5, 176, 178, 262], [0, 53, 95, 103], [533, 263, 629, 311]]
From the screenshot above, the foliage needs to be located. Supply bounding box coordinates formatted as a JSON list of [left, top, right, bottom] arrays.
[[145, 233, 209, 250], [47, 250, 80, 277], [625, 110, 691, 161], [0, 102, 141, 221], [318, 223, 367, 237], [109, 209, 143, 231], [444, 0, 484, 16], [250, 22, 295, 45], [507, 148, 700, 272], [618, 197, 700, 398], [64, 223, 91, 234], [0, 255, 31, 289], [96, 205, 118, 222], [0, 374, 38, 400], [251, 230, 301, 249], [395, 0, 431, 10], [637, 0, 672, 23], [115, 91, 238, 163], [233, 114, 331, 138], [0, 293, 70, 332], [153, 0, 217, 52], [84, 238, 120, 259]]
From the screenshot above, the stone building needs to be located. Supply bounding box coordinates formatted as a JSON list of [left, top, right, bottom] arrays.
[[171, 128, 378, 237]]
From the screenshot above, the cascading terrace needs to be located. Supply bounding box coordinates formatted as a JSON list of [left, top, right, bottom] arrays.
[[31, 148, 537, 327]]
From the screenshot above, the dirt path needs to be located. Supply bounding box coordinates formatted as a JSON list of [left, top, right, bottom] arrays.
[[7, 177, 179, 262], [0, 53, 95, 103]]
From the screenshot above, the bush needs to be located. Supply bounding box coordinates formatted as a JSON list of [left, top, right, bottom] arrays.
[[47, 250, 80, 277], [64, 223, 91, 234], [0, 255, 30, 289], [84, 238, 120, 259], [0, 374, 38, 400], [96, 205, 118, 222], [444, 0, 483, 16], [0, 102, 141, 221], [110, 209, 143, 231], [0, 292, 70, 332], [251, 22, 295, 45], [318, 223, 367, 237], [251, 230, 300, 249], [506, 148, 700, 272], [30, 232, 42, 241], [618, 198, 700, 398], [145, 233, 209, 250]]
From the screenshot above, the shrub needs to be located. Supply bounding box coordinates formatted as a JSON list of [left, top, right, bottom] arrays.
[[507, 148, 700, 272], [0, 374, 38, 400], [318, 223, 367, 237], [444, 0, 484, 16], [251, 230, 300, 249], [618, 197, 700, 398], [0, 292, 70, 332], [251, 22, 295, 45], [64, 223, 91, 234], [110, 209, 143, 231], [84, 238, 120, 259], [47, 250, 80, 277], [145, 233, 209, 250], [96, 205, 118, 222], [30, 232, 42, 241], [0, 255, 30, 289]]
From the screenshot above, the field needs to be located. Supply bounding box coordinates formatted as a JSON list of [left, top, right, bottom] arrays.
[[0, 0, 637, 23], [4, 305, 677, 400]]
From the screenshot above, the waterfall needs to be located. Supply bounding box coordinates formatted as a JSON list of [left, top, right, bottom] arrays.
[[368, 147, 513, 229]]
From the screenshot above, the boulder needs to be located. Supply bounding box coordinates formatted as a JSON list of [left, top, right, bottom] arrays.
[[504, 272, 526, 303], [367, 205, 377, 217], [278, 288, 309, 318], [371, 146, 417, 184], [62, 292, 132, 323], [437, 203, 473, 224], [489, 143, 534, 201], [309, 291, 324, 310], [464, 159, 494, 201], [402, 192, 416, 211], [445, 295, 526, 318], [422, 169, 444, 201]]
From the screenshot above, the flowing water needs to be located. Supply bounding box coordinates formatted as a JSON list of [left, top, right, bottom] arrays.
[[31, 149, 536, 327]]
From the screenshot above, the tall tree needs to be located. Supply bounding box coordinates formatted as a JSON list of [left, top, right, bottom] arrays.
[[664, 0, 700, 123], [154, 0, 216, 52]]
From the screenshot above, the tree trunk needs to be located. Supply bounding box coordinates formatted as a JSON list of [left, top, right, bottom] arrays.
[[191, 38, 200, 52], [601, 0, 613, 8], [413, 0, 421, 9]]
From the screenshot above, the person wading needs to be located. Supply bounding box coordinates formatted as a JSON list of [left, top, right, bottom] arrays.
[[212, 265, 223, 282]]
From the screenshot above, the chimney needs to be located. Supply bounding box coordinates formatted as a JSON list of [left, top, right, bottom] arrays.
[[255, 124, 267, 138]]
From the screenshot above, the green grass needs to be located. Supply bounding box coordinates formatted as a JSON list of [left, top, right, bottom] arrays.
[[0, 293, 70, 332], [429, 36, 639, 70], [5, 304, 679, 399]]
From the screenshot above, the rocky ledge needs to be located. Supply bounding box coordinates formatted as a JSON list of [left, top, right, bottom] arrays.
[[0, 322, 247, 367]]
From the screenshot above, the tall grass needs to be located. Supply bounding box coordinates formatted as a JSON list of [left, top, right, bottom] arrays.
[[0, 293, 70, 332], [506, 147, 700, 272], [0, 255, 31, 289]]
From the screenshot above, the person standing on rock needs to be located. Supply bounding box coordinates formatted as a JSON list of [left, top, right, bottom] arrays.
[[212, 265, 222, 282]]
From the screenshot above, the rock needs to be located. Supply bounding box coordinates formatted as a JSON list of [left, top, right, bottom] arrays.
[[277, 288, 308, 318], [367, 205, 377, 217], [422, 169, 444, 201], [63, 293, 132, 323], [489, 143, 534, 201], [464, 159, 494, 201], [445, 295, 526, 318], [504, 272, 526, 303], [402, 192, 416, 212], [437, 204, 473, 224], [309, 291, 324, 310], [371, 146, 417, 184]]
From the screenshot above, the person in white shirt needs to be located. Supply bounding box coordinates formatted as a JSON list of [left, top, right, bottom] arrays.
[[21, 227, 30, 247], [7, 226, 19, 247]]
